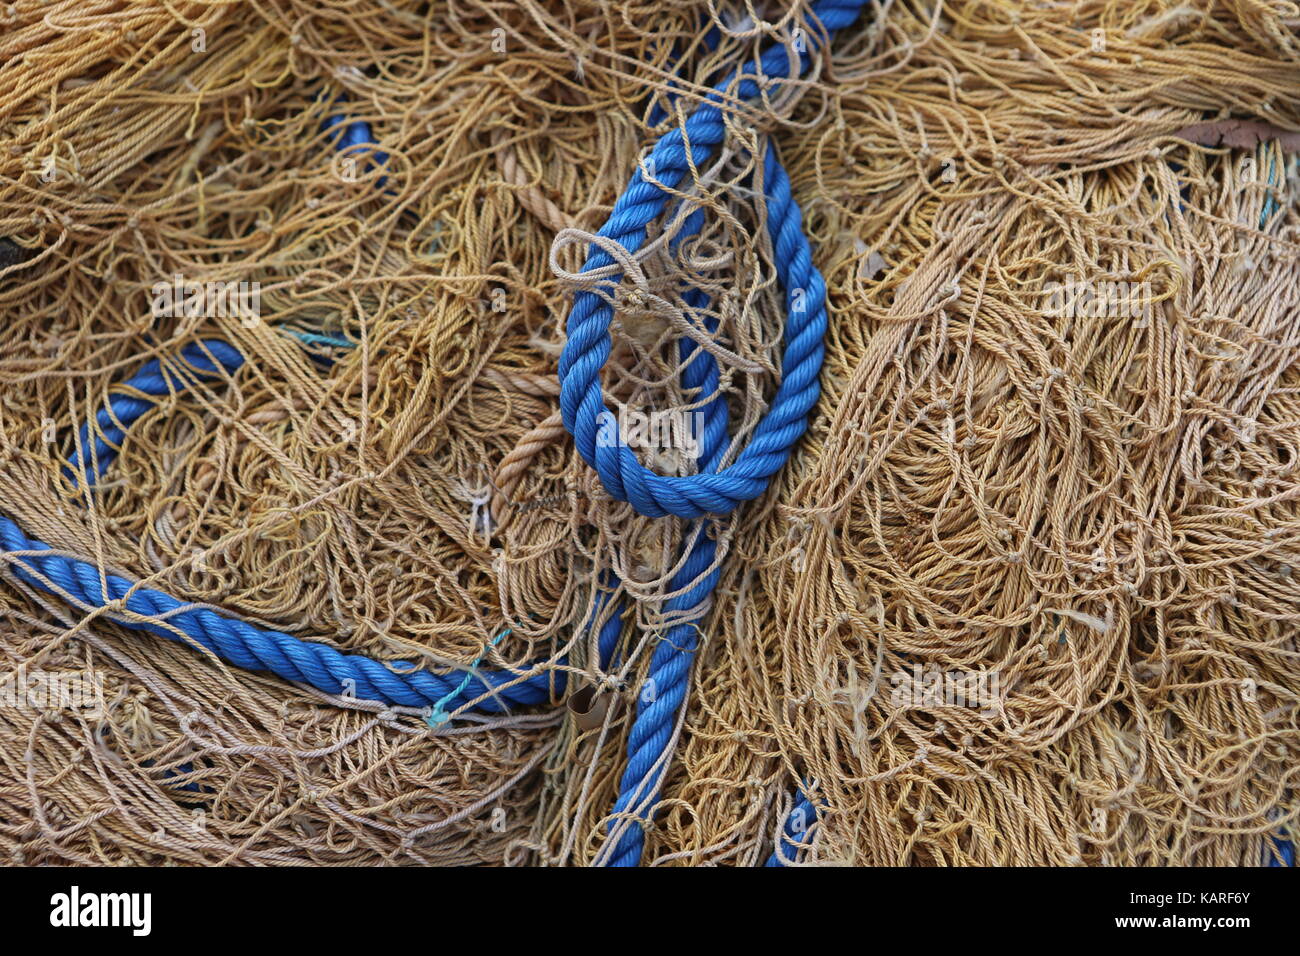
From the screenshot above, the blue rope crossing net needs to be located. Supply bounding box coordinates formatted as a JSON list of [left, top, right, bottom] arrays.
[[559, 0, 868, 867], [0, 0, 868, 868], [3, 0, 1293, 870]]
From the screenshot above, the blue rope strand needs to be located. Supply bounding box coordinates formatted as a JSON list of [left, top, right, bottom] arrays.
[[562, 0, 869, 866], [69, 340, 245, 486], [0, 514, 552, 711], [3, 339, 553, 713]]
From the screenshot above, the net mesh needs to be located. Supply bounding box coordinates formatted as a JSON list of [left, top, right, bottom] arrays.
[[0, 0, 1297, 865]]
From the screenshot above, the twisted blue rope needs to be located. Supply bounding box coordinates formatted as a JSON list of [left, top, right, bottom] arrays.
[[559, 2, 864, 520], [561, 0, 869, 866], [0, 514, 551, 710], [3, 339, 554, 713]]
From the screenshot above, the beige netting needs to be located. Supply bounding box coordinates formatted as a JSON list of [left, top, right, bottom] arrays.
[[0, 0, 1297, 865]]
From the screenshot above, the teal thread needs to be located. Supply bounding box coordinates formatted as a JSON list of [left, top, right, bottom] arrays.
[[426, 627, 512, 727], [1262, 147, 1278, 227], [1259, 149, 1297, 228], [280, 327, 355, 349]]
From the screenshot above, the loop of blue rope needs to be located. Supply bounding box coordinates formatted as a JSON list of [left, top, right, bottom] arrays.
[[570, 0, 869, 866], [558, 2, 864, 520]]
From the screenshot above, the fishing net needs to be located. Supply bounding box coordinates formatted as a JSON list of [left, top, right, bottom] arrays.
[[631, 0, 1300, 866], [0, 0, 1297, 866]]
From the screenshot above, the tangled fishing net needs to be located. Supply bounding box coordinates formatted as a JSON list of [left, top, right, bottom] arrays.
[[1, 0, 1297, 866]]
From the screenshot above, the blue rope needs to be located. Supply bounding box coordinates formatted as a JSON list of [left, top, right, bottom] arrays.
[[561, 0, 869, 866], [1268, 834, 1295, 867], [0, 514, 552, 710], [2, 339, 554, 713], [766, 789, 818, 866], [321, 93, 389, 188], [69, 340, 244, 486], [559, 4, 863, 519]]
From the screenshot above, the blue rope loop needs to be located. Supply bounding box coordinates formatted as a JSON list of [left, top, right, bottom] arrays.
[[558, 24, 854, 521], [562, 143, 827, 521], [558, 0, 865, 521], [565, 0, 870, 866]]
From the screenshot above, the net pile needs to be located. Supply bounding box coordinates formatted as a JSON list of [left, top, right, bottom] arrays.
[[1, 0, 1297, 865]]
